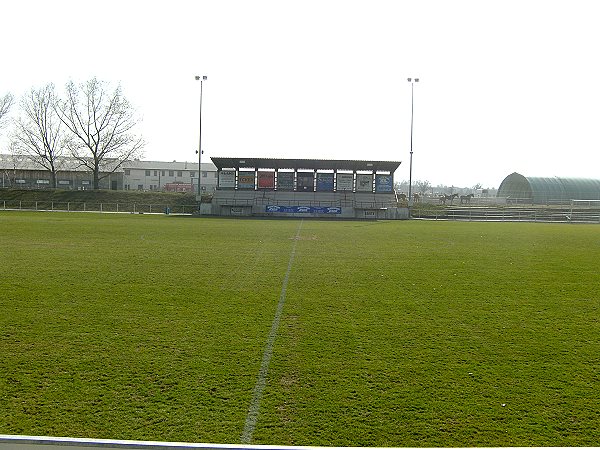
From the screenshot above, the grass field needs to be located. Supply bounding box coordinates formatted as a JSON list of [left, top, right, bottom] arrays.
[[1, 212, 599, 447]]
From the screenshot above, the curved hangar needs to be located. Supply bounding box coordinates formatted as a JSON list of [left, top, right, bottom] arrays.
[[497, 172, 600, 204]]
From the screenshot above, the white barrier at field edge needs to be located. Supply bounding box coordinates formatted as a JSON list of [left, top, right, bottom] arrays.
[[0, 435, 568, 450]]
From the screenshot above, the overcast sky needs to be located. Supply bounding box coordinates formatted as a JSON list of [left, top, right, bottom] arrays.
[[2, 0, 599, 188]]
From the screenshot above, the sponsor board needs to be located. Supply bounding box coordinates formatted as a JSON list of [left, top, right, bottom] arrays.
[[238, 171, 255, 189], [297, 172, 314, 191], [266, 205, 342, 214], [356, 174, 373, 192], [316, 173, 334, 191], [219, 170, 236, 188], [336, 173, 354, 191], [258, 171, 275, 189], [375, 174, 393, 192], [277, 172, 294, 190]]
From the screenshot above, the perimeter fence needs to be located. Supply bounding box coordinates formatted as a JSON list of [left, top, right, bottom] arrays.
[[411, 205, 600, 223], [1, 200, 198, 215]]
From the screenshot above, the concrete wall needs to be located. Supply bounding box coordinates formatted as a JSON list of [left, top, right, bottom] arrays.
[[201, 190, 409, 219]]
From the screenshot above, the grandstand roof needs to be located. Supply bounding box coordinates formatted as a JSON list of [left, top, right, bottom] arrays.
[[210, 157, 401, 172], [497, 172, 600, 203]]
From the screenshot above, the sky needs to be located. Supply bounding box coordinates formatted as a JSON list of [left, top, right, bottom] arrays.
[[1, 0, 599, 189]]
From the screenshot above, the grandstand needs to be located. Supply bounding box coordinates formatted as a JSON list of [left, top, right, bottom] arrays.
[[202, 157, 407, 219]]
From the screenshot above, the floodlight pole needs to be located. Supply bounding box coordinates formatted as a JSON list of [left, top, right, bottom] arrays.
[[195, 75, 207, 198], [407, 77, 419, 208]]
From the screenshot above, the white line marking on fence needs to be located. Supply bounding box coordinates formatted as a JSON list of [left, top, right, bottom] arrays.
[[241, 220, 304, 444]]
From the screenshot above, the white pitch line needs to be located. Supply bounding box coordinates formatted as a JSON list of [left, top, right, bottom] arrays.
[[241, 219, 304, 444]]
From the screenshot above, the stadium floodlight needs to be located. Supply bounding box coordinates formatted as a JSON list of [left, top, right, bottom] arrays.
[[407, 77, 419, 208], [195, 75, 207, 197]]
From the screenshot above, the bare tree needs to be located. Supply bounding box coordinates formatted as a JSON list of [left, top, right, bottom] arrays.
[[394, 179, 409, 194], [55, 77, 144, 189], [1, 144, 20, 188], [11, 84, 65, 188], [0, 92, 14, 129], [414, 179, 432, 196]]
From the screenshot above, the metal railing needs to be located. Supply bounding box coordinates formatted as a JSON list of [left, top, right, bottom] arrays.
[[1, 200, 198, 215], [216, 197, 399, 209], [411, 206, 600, 223]]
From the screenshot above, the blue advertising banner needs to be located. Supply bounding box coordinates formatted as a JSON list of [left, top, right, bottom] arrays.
[[316, 173, 334, 191], [375, 174, 394, 193], [266, 205, 341, 214]]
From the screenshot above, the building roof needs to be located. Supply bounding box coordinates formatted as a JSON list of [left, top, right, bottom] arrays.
[[123, 160, 217, 171], [0, 155, 217, 173], [497, 172, 600, 202], [210, 157, 401, 172], [0, 154, 104, 172]]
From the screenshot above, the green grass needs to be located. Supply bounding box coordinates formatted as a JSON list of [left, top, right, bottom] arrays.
[[1, 212, 599, 446]]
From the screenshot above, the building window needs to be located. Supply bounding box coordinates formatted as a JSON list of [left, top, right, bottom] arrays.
[[138, 184, 144, 190], [145, 170, 150, 176], [178, 171, 183, 177], [169, 170, 174, 177], [190, 171, 195, 178], [154, 170, 158, 176], [202, 171, 207, 178], [162, 170, 165, 176], [124, 169, 130, 175], [125, 184, 130, 190]]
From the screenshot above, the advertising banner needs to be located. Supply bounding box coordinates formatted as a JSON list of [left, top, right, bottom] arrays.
[[257, 171, 275, 189], [297, 172, 314, 192], [316, 173, 334, 191], [266, 205, 341, 214], [238, 171, 255, 190], [218, 170, 236, 188], [375, 174, 394, 193], [277, 172, 294, 190], [356, 174, 374, 192], [336, 173, 354, 191]]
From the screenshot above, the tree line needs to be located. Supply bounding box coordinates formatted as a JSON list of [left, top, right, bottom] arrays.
[[0, 78, 144, 189], [395, 179, 490, 197]]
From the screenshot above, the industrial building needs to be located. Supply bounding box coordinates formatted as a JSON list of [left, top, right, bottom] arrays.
[[0, 154, 218, 192], [497, 172, 600, 204]]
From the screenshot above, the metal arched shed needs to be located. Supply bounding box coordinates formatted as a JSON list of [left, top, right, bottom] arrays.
[[497, 172, 600, 204]]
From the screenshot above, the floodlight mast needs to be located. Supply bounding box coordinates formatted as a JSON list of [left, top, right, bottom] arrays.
[[407, 77, 419, 208], [195, 75, 207, 197]]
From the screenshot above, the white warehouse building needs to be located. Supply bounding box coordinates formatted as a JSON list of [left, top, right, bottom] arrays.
[[122, 160, 218, 192]]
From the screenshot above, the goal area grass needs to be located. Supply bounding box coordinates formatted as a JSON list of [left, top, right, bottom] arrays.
[[1, 211, 599, 446]]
